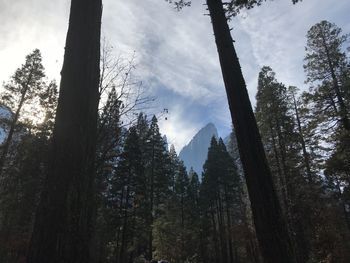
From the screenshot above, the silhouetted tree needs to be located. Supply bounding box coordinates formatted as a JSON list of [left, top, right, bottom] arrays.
[[0, 49, 45, 176]]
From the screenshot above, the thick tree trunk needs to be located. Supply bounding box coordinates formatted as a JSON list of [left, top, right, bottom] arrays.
[[27, 0, 102, 262], [206, 0, 294, 262]]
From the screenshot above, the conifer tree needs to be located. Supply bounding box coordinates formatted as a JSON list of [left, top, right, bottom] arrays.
[[304, 20, 350, 130], [166, 2, 301, 261], [111, 127, 144, 262], [144, 116, 171, 260], [0, 49, 45, 176], [255, 67, 312, 262], [0, 51, 58, 262], [200, 136, 249, 263]]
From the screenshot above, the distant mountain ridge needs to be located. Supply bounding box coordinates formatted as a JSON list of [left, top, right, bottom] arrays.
[[179, 123, 218, 177]]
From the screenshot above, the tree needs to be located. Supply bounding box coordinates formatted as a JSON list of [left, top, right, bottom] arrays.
[[288, 86, 314, 184], [255, 67, 315, 262], [27, 0, 103, 262], [205, 1, 294, 262], [199, 137, 248, 263], [111, 127, 144, 263], [304, 20, 350, 130], [0, 49, 45, 176], [0, 55, 58, 262], [166, 1, 301, 261], [99, 39, 155, 128], [144, 116, 172, 261]]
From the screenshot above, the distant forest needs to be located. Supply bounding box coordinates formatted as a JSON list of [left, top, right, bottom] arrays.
[[0, 0, 349, 263]]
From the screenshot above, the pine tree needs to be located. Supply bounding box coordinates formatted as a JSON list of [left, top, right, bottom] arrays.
[[0, 49, 46, 176], [112, 127, 144, 262], [301, 21, 350, 260], [0, 51, 58, 263], [304, 20, 350, 131], [200, 136, 249, 263], [166, 1, 299, 260], [255, 66, 313, 262], [144, 116, 171, 261]]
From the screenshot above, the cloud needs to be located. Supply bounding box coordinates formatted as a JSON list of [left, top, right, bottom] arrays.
[[0, 0, 349, 150]]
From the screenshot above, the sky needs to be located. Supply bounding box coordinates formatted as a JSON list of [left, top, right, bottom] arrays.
[[0, 0, 349, 152]]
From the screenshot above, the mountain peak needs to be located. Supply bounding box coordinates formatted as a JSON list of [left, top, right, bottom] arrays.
[[179, 123, 218, 177], [204, 122, 215, 129]]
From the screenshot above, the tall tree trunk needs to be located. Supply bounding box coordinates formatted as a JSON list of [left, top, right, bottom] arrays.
[[206, 0, 294, 262], [217, 193, 227, 263], [148, 140, 155, 261], [180, 192, 185, 262], [291, 92, 313, 183], [211, 209, 221, 263], [269, 122, 288, 213], [27, 0, 102, 262]]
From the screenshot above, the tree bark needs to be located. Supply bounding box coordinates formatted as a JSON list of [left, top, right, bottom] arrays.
[[206, 0, 294, 262], [27, 0, 102, 262]]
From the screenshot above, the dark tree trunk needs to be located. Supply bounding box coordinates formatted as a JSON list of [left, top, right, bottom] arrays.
[[269, 122, 289, 213], [206, 0, 294, 262], [27, 0, 102, 262], [148, 141, 155, 261], [211, 209, 221, 263], [180, 192, 185, 262], [217, 194, 227, 263]]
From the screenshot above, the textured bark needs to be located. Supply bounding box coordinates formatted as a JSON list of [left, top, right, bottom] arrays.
[[27, 0, 102, 262], [206, 0, 294, 262]]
